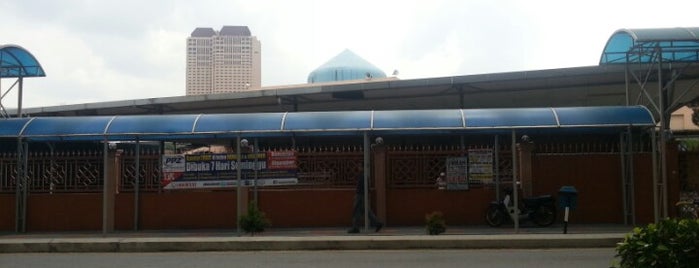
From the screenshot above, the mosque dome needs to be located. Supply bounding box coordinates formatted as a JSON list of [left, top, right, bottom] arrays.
[[307, 49, 387, 83]]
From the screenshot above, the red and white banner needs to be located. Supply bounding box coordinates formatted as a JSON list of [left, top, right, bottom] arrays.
[[161, 150, 298, 190]]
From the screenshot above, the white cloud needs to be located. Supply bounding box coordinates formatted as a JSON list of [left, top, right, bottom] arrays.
[[1, 0, 698, 108]]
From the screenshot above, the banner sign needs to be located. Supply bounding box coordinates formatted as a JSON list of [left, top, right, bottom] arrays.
[[162, 151, 298, 190], [467, 148, 494, 184], [445, 156, 469, 190]]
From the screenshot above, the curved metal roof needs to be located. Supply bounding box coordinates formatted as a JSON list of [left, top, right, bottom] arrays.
[[0, 106, 655, 141], [0, 44, 46, 78], [600, 27, 699, 64]]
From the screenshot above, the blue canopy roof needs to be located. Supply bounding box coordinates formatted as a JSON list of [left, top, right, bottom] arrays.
[[195, 113, 286, 133], [600, 27, 699, 64], [0, 106, 655, 141], [0, 117, 33, 137], [0, 45, 46, 78]]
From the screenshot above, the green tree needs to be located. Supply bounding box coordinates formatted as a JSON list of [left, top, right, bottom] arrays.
[[614, 218, 699, 267]]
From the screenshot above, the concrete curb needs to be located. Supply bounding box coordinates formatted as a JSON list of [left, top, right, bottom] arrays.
[[0, 234, 625, 253]]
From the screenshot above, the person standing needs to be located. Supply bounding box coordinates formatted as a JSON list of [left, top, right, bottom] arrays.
[[436, 172, 446, 190], [348, 173, 383, 233]]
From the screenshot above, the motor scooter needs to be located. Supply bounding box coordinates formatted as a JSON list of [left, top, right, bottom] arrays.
[[485, 187, 556, 227]]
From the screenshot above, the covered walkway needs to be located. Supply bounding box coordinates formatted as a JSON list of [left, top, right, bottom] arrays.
[[1, 106, 657, 234]]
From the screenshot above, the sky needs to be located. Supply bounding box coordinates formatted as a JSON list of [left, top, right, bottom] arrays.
[[1, 0, 698, 108]]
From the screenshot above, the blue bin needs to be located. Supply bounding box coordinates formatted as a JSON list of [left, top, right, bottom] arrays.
[[558, 186, 578, 210]]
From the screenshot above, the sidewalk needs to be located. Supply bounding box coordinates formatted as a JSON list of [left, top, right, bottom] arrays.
[[0, 224, 632, 253]]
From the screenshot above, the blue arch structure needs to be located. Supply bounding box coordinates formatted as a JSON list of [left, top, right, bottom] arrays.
[[1, 44, 46, 118], [0, 45, 46, 78], [600, 27, 699, 64], [0, 106, 655, 141], [599, 27, 699, 225]]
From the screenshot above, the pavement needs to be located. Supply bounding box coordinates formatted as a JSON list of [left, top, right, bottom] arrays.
[[0, 224, 633, 253]]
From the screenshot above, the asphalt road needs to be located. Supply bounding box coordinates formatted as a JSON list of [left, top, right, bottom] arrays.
[[0, 248, 617, 268]]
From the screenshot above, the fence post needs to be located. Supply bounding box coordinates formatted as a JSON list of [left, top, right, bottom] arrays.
[[373, 142, 387, 226]]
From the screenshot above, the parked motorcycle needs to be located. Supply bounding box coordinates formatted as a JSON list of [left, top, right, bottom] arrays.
[[485, 188, 556, 227]]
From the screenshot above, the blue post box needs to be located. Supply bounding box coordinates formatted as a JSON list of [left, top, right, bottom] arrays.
[[558, 186, 578, 210], [558, 185, 578, 234]]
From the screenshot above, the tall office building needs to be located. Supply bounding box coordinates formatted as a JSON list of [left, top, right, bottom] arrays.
[[186, 26, 261, 95]]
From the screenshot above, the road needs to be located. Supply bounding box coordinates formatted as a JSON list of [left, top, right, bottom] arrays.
[[1, 248, 617, 267]]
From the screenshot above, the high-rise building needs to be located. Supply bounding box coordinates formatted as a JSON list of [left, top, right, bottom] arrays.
[[186, 26, 261, 95]]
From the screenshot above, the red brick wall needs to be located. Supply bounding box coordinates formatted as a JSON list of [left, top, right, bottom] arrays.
[[633, 154, 655, 224], [115, 193, 134, 230], [26, 193, 101, 231], [1, 151, 682, 231], [257, 189, 353, 227], [531, 153, 677, 224], [532, 154, 623, 223], [0, 195, 14, 231], [137, 191, 237, 230], [386, 188, 495, 226]]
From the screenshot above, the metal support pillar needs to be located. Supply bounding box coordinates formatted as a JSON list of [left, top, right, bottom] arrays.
[[511, 130, 519, 233], [17, 77, 23, 117], [15, 139, 28, 232], [48, 143, 55, 194], [619, 128, 636, 225], [494, 135, 500, 202], [0, 79, 6, 118], [624, 43, 699, 221], [236, 135, 242, 235], [158, 141, 164, 193], [363, 132, 370, 231], [101, 140, 108, 234], [657, 55, 669, 219], [620, 132, 630, 225], [134, 138, 141, 230], [0, 77, 26, 118], [651, 128, 659, 223], [629, 130, 636, 226], [253, 138, 259, 204]]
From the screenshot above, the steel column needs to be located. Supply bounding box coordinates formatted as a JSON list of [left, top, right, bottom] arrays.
[[651, 128, 659, 223], [17, 77, 23, 117], [511, 130, 519, 233], [253, 138, 259, 203], [494, 135, 500, 203], [619, 132, 627, 224], [14, 138, 21, 232], [134, 138, 141, 230], [21, 142, 27, 232], [236, 135, 242, 235], [102, 140, 108, 234], [363, 132, 370, 231], [15, 138, 27, 232], [657, 53, 668, 219]]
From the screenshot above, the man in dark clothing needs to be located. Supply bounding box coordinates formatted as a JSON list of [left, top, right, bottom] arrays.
[[348, 173, 383, 233]]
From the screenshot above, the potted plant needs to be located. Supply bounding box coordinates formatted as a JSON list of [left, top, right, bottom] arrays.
[[239, 202, 270, 236], [425, 211, 446, 235]]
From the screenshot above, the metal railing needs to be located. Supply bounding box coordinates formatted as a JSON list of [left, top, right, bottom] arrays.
[[0, 151, 104, 193], [1, 141, 657, 193]]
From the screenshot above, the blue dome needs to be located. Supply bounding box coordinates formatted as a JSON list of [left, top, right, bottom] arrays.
[[307, 49, 386, 83]]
